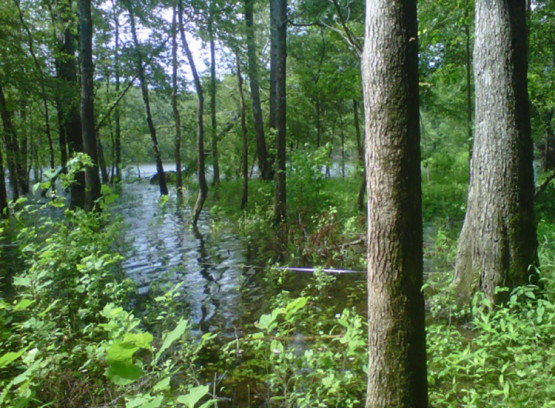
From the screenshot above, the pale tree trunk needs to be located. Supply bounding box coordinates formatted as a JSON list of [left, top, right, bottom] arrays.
[[178, 0, 207, 226], [171, 2, 183, 196], [111, 0, 122, 184], [0, 147, 7, 217], [78, 0, 102, 211], [209, 17, 220, 186], [465, 0, 473, 161], [235, 51, 249, 211], [362, 1, 428, 407], [272, 0, 287, 224], [454, 0, 538, 303], [244, 0, 272, 180], [126, 2, 168, 196]]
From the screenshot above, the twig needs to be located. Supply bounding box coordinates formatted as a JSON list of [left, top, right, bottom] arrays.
[[535, 169, 555, 199]]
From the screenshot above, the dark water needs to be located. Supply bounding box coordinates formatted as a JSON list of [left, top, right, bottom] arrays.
[[117, 177, 266, 333]]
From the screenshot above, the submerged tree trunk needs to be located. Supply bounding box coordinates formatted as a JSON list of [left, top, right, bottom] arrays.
[[178, 0, 207, 226], [126, 2, 168, 196], [272, 0, 287, 224], [244, 0, 272, 180], [362, 1, 428, 407], [171, 2, 183, 196], [236, 51, 249, 211], [209, 18, 220, 186], [454, 0, 538, 303], [78, 0, 102, 211]]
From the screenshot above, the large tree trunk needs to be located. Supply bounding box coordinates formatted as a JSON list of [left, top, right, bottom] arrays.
[[54, 0, 85, 207], [178, 0, 207, 226], [244, 0, 272, 180], [126, 3, 168, 196], [353, 99, 366, 212], [235, 51, 249, 211], [171, 2, 183, 196], [454, 0, 538, 303], [362, 1, 428, 407], [209, 17, 220, 186], [272, 0, 287, 224], [78, 0, 102, 211], [465, 0, 473, 161]]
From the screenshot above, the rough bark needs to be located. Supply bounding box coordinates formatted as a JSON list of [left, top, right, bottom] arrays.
[[244, 0, 272, 180], [0, 83, 21, 199], [236, 51, 249, 211], [178, 0, 207, 226], [78, 0, 102, 211], [362, 1, 428, 407], [454, 0, 538, 303], [127, 3, 168, 196], [269, 0, 278, 130], [209, 18, 220, 186], [465, 0, 473, 161], [273, 0, 287, 224], [171, 2, 183, 196]]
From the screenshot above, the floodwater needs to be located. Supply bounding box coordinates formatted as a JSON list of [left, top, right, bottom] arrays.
[[117, 166, 267, 333]]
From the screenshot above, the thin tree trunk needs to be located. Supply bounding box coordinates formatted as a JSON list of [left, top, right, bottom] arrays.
[[171, 1, 183, 196], [269, 0, 278, 130], [315, 99, 321, 148], [273, 0, 287, 224], [362, 1, 428, 406], [14, 0, 54, 171], [178, 0, 207, 226], [0, 83, 21, 199], [339, 103, 345, 179], [112, 0, 122, 184], [126, 3, 168, 196], [245, 0, 272, 180], [236, 51, 249, 211], [354, 99, 366, 212], [454, 0, 538, 303], [78, 0, 102, 211], [209, 18, 220, 186], [97, 137, 109, 184], [0, 146, 7, 217]]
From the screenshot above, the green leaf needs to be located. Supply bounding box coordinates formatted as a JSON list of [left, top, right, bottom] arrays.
[[13, 299, 34, 311], [153, 319, 188, 364], [106, 361, 143, 385], [153, 376, 171, 392], [177, 385, 210, 408], [0, 350, 25, 369]]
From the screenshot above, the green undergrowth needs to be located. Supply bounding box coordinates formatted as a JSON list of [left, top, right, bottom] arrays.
[[0, 195, 216, 408]]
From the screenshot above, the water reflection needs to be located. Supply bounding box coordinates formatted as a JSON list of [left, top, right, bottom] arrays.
[[117, 179, 265, 334]]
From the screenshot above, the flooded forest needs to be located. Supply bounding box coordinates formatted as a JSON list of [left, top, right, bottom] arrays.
[[0, 0, 553, 407]]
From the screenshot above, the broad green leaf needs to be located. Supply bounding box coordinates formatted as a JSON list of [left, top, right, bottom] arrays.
[[177, 385, 210, 408], [13, 299, 34, 311], [127, 394, 164, 408], [0, 350, 24, 369], [153, 319, 188, 364], [106, 361, 143, 385], [153, 376, 171, 392]]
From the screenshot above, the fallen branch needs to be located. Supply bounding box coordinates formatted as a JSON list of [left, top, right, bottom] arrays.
[[535, 169, 555, 199]]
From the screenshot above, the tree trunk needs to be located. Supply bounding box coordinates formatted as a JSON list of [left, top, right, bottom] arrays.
[[269, 0, 278, 130], [236, 51, 249, 211], [178, 0, 207, 226], [111, 0, 122, 184], [209, 18, 220, 186], [454, 0, 538, 303], [244, 0, 271, 180], [54, 0, 85, 207], [362, 1, 428, 407], [126, 3, 168, 196], [78, 0, 102, 211], [171, 2, 183, 196], [465, 0, 473, 162], [354, 99, 366, 212], [339, 103, 345, 179], [97, 137, 109, 184], [0, 147, 8, 217], [0, 82, 21, 199], [272, 0, 287, 224]]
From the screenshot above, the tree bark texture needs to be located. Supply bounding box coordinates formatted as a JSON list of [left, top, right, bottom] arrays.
[[127, 3, 168, 196], [78, 0, 102, 211], [272, 0, 287, 224], [0, 82, 22, 199], [353, 99, 366, 212], [269, 0, 278, 130], [209, 19, 220, 186], [244, 0, 272, 180], [362, 1, 428, 407], [178, 0, 207, 226], [171, 2, 183, 195], [454, 0, 538, 303]]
